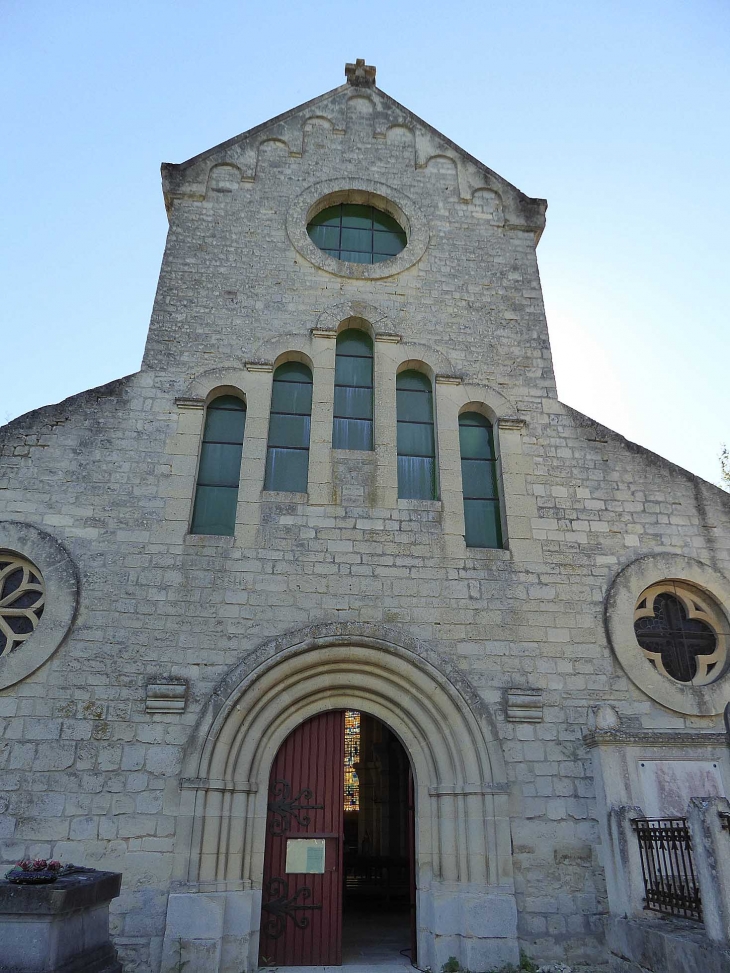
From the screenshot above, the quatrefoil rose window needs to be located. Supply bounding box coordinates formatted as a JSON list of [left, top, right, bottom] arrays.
[[0, 554, 46, 657], [633, 581, 727, 685]]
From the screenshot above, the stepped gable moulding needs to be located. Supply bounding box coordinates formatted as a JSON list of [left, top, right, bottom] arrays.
[[160, 62, 546, 238], [604, 552, 730, 716], [0, 521, 78, 690]]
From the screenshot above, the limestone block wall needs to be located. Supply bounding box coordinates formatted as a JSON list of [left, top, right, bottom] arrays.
[[1, 79, 729, 972], [1, 373, 729, 970], [146, 83, 553, 421]]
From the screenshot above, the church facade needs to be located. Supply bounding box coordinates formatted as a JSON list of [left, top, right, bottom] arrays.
[[1, 61, 730, 973]]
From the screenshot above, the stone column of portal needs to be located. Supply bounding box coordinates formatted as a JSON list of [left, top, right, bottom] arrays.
[[307, 330, 336, 506], [687, 796, 730, 943], [373, 334, 399, 508]]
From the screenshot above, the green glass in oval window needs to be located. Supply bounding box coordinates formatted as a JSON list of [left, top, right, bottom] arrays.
[[308, 204, 407, 264]]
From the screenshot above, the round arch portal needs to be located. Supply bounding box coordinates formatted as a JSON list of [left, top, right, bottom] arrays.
[[163, 632, 519, 973]]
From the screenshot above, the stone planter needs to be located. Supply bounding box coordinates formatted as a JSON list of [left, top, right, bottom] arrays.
[[5, 870, 59, 886], [0, 868, 122, 973]]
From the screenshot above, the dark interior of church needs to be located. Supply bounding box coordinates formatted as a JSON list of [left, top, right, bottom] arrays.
[[342, 712, 415, 964]]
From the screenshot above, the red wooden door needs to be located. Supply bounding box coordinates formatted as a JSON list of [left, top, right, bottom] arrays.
[[259, 711, 345, 967]]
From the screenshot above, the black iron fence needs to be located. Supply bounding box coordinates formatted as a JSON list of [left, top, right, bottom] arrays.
[[632, 817, 702, 922]]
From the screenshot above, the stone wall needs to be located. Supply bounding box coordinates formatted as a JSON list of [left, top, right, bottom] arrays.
[[1, 75, 729, 972]]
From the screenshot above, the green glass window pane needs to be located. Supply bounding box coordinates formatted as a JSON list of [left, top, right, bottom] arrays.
[[190, 485, 238, 536], [307, 205, 406, 264], [333, 418, 373, 450], [336, 330, 373, 357], [341, 227, 372, 252], [204, 407, 246, 445], [397, 421, 435, 458], [268, 414, 311, 449], [397, 456, 436, 500], [309, 224, 340, 250], [270, 381, 313, 415], [308, 205, 341, 228], [371, 209, 404, 233], [334, 386, 373, 420], [397, 370, 431, 392], [265, 447, 309, 493], [340, 250, 371, 264], [461, 458, 498, 499], [373, 230, 406, 256], [197, 442, 243, 488], [335, 355, 373, 388], [397, 388, 434, 423], [274, 362, 312, 383], [209, 395, 245, 411], [340, 204, 373, 228], [463, 499, 502, 549], [459, 423, 494, 460]]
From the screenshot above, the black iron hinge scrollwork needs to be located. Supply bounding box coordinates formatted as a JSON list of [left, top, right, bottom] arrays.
[[267, 778, 323, 836], [261, 877, 322, 939]]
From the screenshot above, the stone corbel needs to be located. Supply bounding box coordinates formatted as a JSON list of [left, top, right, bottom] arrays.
[[497, 416, 526, 431], [175, 397, 205, 410]]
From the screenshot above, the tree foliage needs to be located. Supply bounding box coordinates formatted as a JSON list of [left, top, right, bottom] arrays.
[[721, 444, 730, 491]]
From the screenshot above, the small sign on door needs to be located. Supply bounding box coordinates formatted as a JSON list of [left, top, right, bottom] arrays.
[[285, 838, 326, 874]]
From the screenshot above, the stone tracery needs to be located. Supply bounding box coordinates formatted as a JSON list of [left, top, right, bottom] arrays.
[[634, 581, 727, 685], [0, 553, 45, 657]]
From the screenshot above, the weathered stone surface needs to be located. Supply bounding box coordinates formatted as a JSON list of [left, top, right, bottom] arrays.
[[0, 869, 122, 973], [606, 915, 730, 973], [1, 60, 729, 973]]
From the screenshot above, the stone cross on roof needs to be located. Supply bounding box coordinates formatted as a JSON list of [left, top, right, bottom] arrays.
[[345, 59, 376, 88]]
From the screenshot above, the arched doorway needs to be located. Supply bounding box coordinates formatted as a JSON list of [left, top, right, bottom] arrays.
[[258, 710, 415, 967], [162, 630, 519, 973]]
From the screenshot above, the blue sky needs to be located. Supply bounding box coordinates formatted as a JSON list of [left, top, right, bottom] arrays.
[[2, 0, 728, 485]]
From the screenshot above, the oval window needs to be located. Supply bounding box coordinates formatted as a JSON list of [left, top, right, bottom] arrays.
[[307, 204, 407, 265]]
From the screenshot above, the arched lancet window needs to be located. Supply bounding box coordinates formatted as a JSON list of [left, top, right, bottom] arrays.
[[333, 329, 373, 450], [264, 361, 313, 493], [396, 370, 437, 500], [190, 394, 246, 536], [459, 412, 502, 548]]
